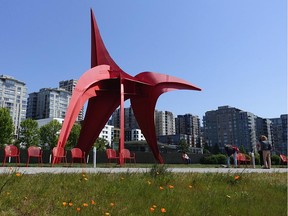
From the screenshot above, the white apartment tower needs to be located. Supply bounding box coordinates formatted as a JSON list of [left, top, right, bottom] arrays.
[[99, 124, 114, 146], [0, 75, 28, 135], [26, 88, 71, 120]]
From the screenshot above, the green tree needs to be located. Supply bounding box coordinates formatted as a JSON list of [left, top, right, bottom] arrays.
[[239, 145, 246, 154], [0, 108, 14, 148], [39, 120, 62, 149], [178, 139, 189, 153], [94, 137, 108, 151], [17, 118, 39, 148], [203, 143, 211, 154], [66, 123, 81, 149]]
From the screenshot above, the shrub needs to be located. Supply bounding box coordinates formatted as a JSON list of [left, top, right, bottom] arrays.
[[271, 155, 281, 165], [214, 154, 227, 164], [200, 154, 227, 164], [254, 154, 260, 165]]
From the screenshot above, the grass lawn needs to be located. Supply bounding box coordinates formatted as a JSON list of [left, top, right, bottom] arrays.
[[0, 165, 287, 216]]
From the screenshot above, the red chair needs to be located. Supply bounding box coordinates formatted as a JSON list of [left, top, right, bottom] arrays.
[[121, 149, 136, 164], [2, 145, 20, 166], [70, 148, 86, 167], [52, 147, 67, 166], [26, 146, 43, 167], [106, 149, 119, 163], [280, 154, 287, 165]]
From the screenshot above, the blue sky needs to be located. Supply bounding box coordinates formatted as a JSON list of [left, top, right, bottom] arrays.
[[0, 0, 287, 119]]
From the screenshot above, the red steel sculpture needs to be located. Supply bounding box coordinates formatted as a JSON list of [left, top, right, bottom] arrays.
[[54, 9, 201, 165]]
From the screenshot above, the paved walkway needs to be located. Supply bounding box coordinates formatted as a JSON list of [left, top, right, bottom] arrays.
[[0, 167, 287, 174]]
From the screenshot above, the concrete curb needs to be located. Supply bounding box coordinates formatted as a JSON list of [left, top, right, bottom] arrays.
[[0, 167, 287, 175]]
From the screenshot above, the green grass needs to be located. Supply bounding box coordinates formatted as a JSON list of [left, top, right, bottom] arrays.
[[0, 166, 287, 216]]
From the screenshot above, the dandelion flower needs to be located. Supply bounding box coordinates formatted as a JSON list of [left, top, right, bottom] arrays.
[[76, 207, 81, 212], [105, 213, 110, 216], [150, 207, 155, 212], [84, 177, 88, 181], [161, 208, 166, 213], [91, 200, 95, 205], [188, 185, 193, 189], [69, 202, 73, 207], [63, 202, 67, 207], [110, 202, 115, 207], [168, 185, 174, 189], [152, 205, 157, 208], [159, 186, 164, 190], [16, 173, 21, 177]]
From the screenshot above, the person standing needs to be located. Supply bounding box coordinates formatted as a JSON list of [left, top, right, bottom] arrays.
[[232, 146, 239, 168], [260, 135, 272, 169], [256, 141, 263, 167], [224, 144, 234, 168]]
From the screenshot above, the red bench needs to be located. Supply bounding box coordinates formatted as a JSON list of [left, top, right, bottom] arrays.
[[237, 153, 251, 167]]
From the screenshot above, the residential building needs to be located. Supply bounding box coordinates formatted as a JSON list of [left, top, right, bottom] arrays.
[[0, 75, 28, 136], [203, 105, 268, 153], [175, 114, 201, 147], [155, 110, 175, 136], [36, 117, 64, 128], [270, 114, 287, 155], [124, 128, 145, 142], [98, 124, 114, 146], [59, 79, 84, 121], [111, 106, 139, 129], [26, 88, 71, 120]]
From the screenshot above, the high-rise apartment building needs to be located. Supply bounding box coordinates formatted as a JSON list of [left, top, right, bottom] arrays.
[[59, 79, 84, 121], [155, 110, 175, 136], [111, 106, 139, 129], [175, 114, 201, 147], [0, 75, 28, 136], [203, 105, 270, 153], [270, 114, 287, 155], [26, 88, 71, 120]]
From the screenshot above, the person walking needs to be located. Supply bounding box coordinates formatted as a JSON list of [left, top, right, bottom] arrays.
[[260, 135, 272, 169]]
